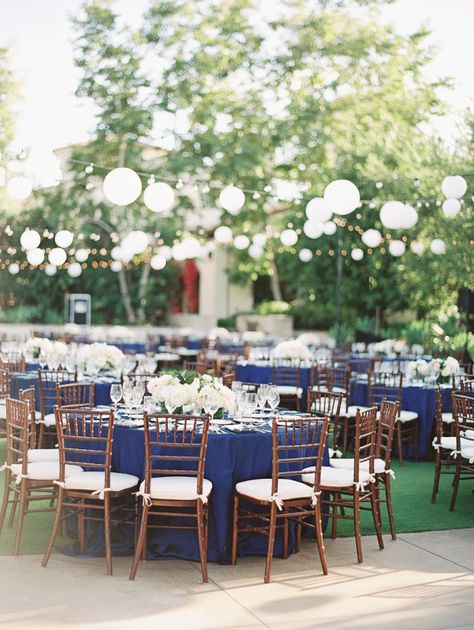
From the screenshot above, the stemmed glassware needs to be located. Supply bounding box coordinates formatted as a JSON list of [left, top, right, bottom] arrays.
[[202, 393, 220, 432], [257, 384, 269, 413], [267, 386, 280, 416], [110, 383, 122, 413]]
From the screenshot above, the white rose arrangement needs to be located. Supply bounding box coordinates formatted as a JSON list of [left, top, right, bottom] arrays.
[[76, 342, 125, 376], [271, 340, 311, 362], [297, 333, 321, 347], [24, 337, 53, 359], [372, 339, 409, 356], [148, 370, 235, 415], [407, 356, 459, 384]]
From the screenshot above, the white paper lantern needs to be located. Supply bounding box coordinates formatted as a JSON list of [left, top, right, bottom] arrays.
[[143, 182, 175, 213], [280, 228, 298, 246], [158, 245, 172, 260], [75, 248, 89, 263], [249, 243, 264, 259], [410, 240, 425, 255], [111, 246, 126, 261], [200, 208, 222, 230], [26, 248, 45, 266], [214, 226, 233, 243], [399, 204, 418, 229], [150, 254, 167, 270], [303, 221, 323, 239], [68, 262, 82, 278], [218, 185, 245, 215], [430, 238, 446, 255], [234, 235, 250, 250], [441, 175, 467, 199], [252, 233, 267, 246], [380, 200, 405, 229], [110, 260, 123, 272], [322, 221, 337, 235], [121, 230, 149, 256], [20, 229, 41, 250], [299, 248, 313, 262], [103, 167, 142, 206], [55, 230, 74, 248], [442, 198, 461, 218], [305, 197, 331, 223], [44, 264, 57, 276], [388, 240, 405, 257], [8, 263, 19, 275], [48, 247, 67, 266], [181, 236, 201, 258], [323, 179, 360, 215], [172, 243, 187, 261], [361, 228, 382, 248], [7, 176, 32, 200], [351, 248, 364, 261]]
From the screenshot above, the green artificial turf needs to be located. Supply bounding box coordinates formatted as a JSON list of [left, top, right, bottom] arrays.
[[0, 439, 472, 555]]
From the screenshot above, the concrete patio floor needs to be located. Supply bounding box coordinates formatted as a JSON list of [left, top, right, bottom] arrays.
[[1, 529, 474, 630]]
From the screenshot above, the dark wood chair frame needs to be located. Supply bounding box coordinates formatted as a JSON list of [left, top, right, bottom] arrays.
[[307, 389, 342, 453], [37, 369, 76, 448], [449, 394, 474, 512], [272, 365, 302, 411], [231, 416, 330, 583], [129, 413, 211, 583]]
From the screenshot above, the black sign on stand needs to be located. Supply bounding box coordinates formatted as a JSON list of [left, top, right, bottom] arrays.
[[65, 293, 91, 326]]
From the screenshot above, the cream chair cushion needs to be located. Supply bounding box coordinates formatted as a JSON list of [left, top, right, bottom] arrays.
[[236, 478, 314, 502], [302, 465, 373, 488], [441, 412, 453, 424], [345, 405, 370, 418], [460, 447, 474, 463], [329, 457, 387, 474], [276, 386, 303, 398], [10, 462, 83, 481], [140, 476, 212, 501], [64, 471, 139, 493], [437, 436, 473, 450], [41, 413, 56, 427], [28, 448, 59, 463], [399, 409, 418, 422]]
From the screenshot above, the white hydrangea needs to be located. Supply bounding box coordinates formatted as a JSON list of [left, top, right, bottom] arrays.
[[271, 340, 311, 361], [76, 342, 125, 375]]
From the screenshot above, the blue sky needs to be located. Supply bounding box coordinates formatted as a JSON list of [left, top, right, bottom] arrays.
[[1, 0, 473, 184]]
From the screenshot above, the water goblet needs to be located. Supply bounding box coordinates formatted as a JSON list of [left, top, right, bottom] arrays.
[[110, 383, 122, 413], [267, 386, 280, 416]]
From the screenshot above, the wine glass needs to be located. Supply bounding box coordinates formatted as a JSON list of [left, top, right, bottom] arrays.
[[143, 395, 155, 415], [110, 383, 122, 412], [202, 393, 220, 432], [122, 383, 134, 420], [267, 386, 280, 415], [38, 350, 47, 369], [165, 398, 177, 415], [257, 384, 269, 413]]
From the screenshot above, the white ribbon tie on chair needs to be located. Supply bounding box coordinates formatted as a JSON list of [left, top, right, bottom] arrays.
[[91, 487, 111, 500], [135, 490, 152, 506], [14, 473, 28, 485], [432, 437, 440, 451], [0, 462, 11, 472], [311, 490, 321, 506], [385, 468, 396, 479], [269, 493, 284, 510]]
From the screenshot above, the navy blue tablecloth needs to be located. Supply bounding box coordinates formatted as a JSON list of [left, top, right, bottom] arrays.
[[63, 423, 329, 564], [236, 363, 311, 410], [350, 380, 452, 459], [9, 373, 116, 412]]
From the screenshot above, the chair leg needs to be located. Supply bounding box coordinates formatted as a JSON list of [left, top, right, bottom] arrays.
[[0, 472, 12, 536], [431, 452, 441, 503], [78, 502, 86, 553], [370, 486, 384, 550], [314, 503, 328, 575], [413, 421, 419, 462], [231, 495, 239, 565], [196, 500, 208, 583], [396, 422, 404, 465], [295, 521, 302, 553], [7, 488, 18, 528], [343, 419, 349, 453], [38, 423, 45, 449], [353, 491, 363, 563], [264, 502, 277, 584], [104, 494, 112, 576], [129, 504, 149, 580], [282, 512, 289, 560], [385, 475, 397, 541], [449, 462, 461, 512], [331, 493, 339, 539], [13, 482, 28, 556], [42, 488, 64, 567]]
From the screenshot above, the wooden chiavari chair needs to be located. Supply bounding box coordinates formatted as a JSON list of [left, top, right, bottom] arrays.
[[368, 370, 418, 464], [182, 360, 209, 375], [431, 388, 461, 504], [0, 355, 26, 373], [42, 407, 139, 575], [0, 398, 75, 554], [232, 416, 330, 583], [329, 400, 399, 540], [460, 375, 474, 395], [37, 369, 76, 448], [129, 413, 211, 582], [19, 387, 58, 462], [272, 364, 303, 411], [56, 382, 94, 408], [449, 394, 474, 511], [307, 389, 342, 454], [310, 407, 383, 563], [0, 368, 10, 437], [308, 362, 329, 393]]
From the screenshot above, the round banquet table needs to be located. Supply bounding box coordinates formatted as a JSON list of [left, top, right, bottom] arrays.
[[350, 379, 452, 459], [9, 372, 117, 413], [63, 422, 330, 564]]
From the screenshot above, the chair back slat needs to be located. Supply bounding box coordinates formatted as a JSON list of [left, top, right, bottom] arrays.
[[5, 398, 29, 471], [56, 382, 94, 407], [353, 407, 377, 479], [38, 369, 76, 416], [55, 407, 114, 482], [19, 387, 37, 448], [452, 394, 474, 453], [271, 416, 329, 494], [376, 400, 399, 467], [368, 370, 402, 408], [272, 365, 301, 387], [142, 413, 210, 495], [0, 368, 11, 399]]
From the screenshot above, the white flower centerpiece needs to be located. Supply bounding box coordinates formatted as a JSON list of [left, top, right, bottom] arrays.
[[372, 338, 409, 356], [439, 356, 460, 384], [407, 356, 459, 385], [271, 339, 311, 364], [24, 337, 67, 361], [147, 370, 235, 417], [76, 342, 125, 379]]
